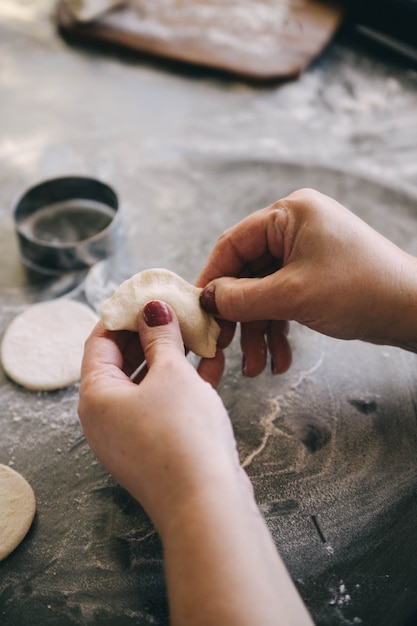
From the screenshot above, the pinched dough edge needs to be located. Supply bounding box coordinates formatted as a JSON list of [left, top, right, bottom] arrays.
[[101, 268, 220, 358]]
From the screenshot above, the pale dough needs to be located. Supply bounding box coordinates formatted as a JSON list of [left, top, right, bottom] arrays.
[[0, 464, 36, 561], [101, 268, 220, 358], [1, 299, 99, 391]]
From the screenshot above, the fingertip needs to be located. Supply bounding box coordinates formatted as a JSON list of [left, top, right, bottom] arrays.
[[242, 352, 267, 378], [270, 337, 292, 375], [200, 283, 219, 316], [216, 319, 236, 349], [143, 300, 173, 327], [200, 287, 236, 348], [240, 321, 268, 377], [197, 348, 225, 389], [137, 300, 185, 366]]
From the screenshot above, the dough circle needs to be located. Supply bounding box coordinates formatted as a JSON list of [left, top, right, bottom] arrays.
[[0, 464, 36, 561], [102, 268, 220, 358], [1, 299, 99, 391]]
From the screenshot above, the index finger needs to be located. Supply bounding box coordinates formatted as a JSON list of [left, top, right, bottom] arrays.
[[196, 203, 287, 287], [81, 322, 144, 386]]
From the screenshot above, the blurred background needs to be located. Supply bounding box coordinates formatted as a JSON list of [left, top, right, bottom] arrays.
[[1, 2, 417, 626]]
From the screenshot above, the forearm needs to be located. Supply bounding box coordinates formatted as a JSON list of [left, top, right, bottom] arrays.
[[369, 251, 417, 353], [160, 472, 313, 626]]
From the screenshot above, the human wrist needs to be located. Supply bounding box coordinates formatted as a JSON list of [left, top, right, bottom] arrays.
[[155, 461, 253, 541], [381, 253, 417, 352], [158, 466, 315, 626]]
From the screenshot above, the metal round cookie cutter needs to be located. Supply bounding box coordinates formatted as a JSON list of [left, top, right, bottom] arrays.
[[13, 175, 120, 273]]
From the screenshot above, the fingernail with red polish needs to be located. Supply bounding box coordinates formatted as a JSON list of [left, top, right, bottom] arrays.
[[143, 301, 172, 327], [200, 285, 219, 315]]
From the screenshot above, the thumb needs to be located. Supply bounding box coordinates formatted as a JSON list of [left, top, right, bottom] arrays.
[[138, 300, 186, 368], [200, 273, 293, 323]]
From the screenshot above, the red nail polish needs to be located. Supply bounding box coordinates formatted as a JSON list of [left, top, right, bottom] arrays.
[[200, 285, 219, 315], [143, 301, 172, 327]]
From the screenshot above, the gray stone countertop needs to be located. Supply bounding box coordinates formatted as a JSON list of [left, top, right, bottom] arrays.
[[1, 2, 417, 625]]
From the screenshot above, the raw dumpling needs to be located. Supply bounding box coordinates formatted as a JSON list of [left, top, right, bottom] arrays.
[[101, 268, 220, 358]]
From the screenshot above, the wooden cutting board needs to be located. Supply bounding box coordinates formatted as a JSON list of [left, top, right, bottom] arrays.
[[56, 0, 344, 80]]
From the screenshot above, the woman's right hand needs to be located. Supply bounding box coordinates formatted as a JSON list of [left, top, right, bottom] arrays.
[[198, 188, 417, 376]]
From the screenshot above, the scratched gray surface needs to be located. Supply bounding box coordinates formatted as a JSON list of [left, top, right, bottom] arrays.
[[1, 3, 417, 625]]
